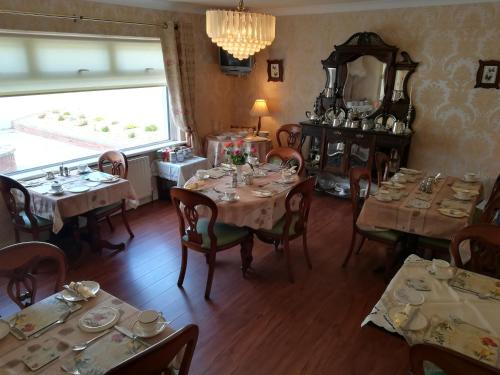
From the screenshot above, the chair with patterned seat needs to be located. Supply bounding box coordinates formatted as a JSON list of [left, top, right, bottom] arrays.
[[170, 188, 253, 299], [91, 150, 134, 238], [0, 242, 67, 309], [255, 176, 315, 283], [276, 124, 302, 150], [265, 147, 305, 175], [342, 167, 402, 276], [0, 175, 53, 242]]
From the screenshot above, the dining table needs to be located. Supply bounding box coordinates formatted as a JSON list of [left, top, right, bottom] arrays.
[[362, 254, 500, 369], [17, 170, 138, 252], [0, 288, 180, 374], [356, 173, 483, 241]]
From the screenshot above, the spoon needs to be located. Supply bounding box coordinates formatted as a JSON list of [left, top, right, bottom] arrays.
[[449, 314, 490, 333], [61, 365, 80, 375], [33, 310, 71, 338], [72, 329, 111, 352]]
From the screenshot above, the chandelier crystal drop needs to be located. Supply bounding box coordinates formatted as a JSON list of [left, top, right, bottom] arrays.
[[206, 0, 276, 60]]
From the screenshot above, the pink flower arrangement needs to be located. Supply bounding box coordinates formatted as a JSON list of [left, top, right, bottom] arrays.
[[224, 140, 250, 165]]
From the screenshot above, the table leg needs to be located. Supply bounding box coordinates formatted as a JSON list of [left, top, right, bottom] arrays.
[[86, 212, 125, 253], [240, 235, 254, 276]]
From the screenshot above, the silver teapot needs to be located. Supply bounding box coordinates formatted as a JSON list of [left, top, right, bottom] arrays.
[[392, 120, 405, 135], [305, 110, 321, 122]]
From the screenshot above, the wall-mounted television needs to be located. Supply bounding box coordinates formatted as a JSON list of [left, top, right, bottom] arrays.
[[219, 48, 254, 75]]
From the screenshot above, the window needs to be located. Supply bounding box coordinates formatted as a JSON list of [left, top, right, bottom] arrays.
[[0, 32, 171, 174]]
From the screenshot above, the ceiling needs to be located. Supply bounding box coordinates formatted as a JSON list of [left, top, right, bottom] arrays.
[[87, 0, 499, 15]]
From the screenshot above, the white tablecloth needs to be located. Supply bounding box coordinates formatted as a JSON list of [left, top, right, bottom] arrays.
[[151, 156, 209, 186], [205, 136, 272, 167], [363, 255, 500, 368]]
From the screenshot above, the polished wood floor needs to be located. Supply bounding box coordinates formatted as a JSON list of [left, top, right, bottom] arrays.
[[0, 195, 409, 374]]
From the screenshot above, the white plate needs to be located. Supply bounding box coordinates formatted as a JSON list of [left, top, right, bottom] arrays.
[[0, 320, 9, 340], [132, 315, 168, 338], [408, 199, 431, 209], [252, 190, 273, 198], [400, 168, 422, 175], [67, 185, 90, 193], [78, 306, 120, 333], [388, 306, 428, 331], [438, 208, 468, 218], [61, 281, 100, 302], [394, 287, 425, 305], [101, 177, 120, 183], [426, 265, 455, 280], [453, 193, 472, 201], [221, 195, 240, 203]]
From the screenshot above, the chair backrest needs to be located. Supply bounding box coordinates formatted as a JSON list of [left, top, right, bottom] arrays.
[[266, 147, 305, 175], [484, 175, 500, 219], [349, 167, 372, 226], [106, 324, 199, 375], [98, 150, 129, 179], [276, 124, 301, 149], [0, 241, 67, 309], [0, 174, 38, 229], [450, 224, 500, 277], [410, 343, 500, 375], [170, 187, 218, 249], [374, 151, 389, 187], [282, 177, 316, 236], [480, 194, 500, 224]]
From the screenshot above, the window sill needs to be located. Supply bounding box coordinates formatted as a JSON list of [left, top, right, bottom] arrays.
[[8, 140, 186, 181]]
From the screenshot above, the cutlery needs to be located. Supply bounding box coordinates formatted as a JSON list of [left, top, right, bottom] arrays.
[[63, 284, 88, 301], [114, 325, 150, 348], [61, 365, 80, 375], [72, 329, 111, 352], [33, 310, 71, 338], [449, 284, 500, 301], [449, 314, 490, 334]]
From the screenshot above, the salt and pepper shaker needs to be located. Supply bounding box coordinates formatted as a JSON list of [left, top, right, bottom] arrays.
[[64, 167, 69, 177], [59, 163, 64, 176]]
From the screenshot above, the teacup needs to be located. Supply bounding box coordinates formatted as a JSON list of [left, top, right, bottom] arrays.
[[223, 188, 236, 201], [431, 259, 450, 275], [51, 181, 63, 192], [77, 164, 88, 173], [464, 172, 478, 182], [138, 310, 160, 334]]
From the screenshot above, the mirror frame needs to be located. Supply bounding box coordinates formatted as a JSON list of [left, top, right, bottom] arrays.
[[317, 32, 419, 129]]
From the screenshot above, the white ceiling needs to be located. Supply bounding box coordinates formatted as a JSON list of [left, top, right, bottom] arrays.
[[87, 0, 500, 15]]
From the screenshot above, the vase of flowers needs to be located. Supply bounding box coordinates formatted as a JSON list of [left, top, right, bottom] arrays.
[[224, 141, 256, 180]]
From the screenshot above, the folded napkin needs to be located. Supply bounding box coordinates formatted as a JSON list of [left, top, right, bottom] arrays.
[[68, 281, 96, 298]]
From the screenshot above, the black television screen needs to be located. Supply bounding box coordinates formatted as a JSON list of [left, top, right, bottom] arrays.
[[219, 48, 254, 74]]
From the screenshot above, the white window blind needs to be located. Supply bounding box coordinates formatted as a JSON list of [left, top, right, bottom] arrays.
[[0, 32, 166, 96]]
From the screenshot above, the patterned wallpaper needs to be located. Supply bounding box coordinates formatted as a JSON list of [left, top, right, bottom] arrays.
[[232, 2, 500, 192]]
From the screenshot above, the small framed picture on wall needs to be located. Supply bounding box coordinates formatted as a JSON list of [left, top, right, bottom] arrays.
[[267, 59, 283, 82], [475, 60, 500, 89]]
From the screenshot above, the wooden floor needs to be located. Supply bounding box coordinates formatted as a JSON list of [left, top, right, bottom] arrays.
[[0, 195, 409, 374]]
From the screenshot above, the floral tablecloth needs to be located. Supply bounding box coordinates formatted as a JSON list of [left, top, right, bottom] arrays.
[[0, 290, 180, 374], [362, 255, 500, 368], [17, 172, 138, 233], [184, 164, 299, 230], [151, 156, 209, 186]]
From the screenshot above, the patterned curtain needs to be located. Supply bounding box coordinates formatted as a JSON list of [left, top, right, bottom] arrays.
[[160, 21, 201, 154]]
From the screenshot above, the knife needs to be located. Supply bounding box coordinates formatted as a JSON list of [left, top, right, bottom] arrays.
[[114, 325, 150, 348]]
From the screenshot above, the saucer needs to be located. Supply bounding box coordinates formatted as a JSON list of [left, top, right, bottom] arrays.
[[62, 281, 100, 302], [49, 189, 64, 196], [388, 306, 427, 331], [221, 195, 240, 202], [394, 287, 425, 305], [0, 320, 9, 340], [426, 265, 455, 280], [453, 193, 472, 201], [132, 315, 168, 338], [78, 306, 120, 333], [438, 208, 468, 218]]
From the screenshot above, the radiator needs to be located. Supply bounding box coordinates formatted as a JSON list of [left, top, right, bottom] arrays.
[[102, 155, 152, 203]]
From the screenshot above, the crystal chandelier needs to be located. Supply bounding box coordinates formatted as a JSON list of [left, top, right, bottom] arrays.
[[206, 0, 276, 60]]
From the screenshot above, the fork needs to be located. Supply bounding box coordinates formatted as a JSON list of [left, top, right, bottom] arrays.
[[33, 310, 71, 338]]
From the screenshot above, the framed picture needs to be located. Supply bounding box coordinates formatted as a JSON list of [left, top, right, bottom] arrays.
[[267, 59, 283, 82], [475, 60, 500, 89]]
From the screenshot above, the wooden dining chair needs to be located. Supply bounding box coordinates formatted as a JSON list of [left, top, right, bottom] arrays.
[[92, 150, 134, 238], [0, 242, 67, 309], [276, 124, 302, 150], [410, 343, 500, 375], [0, 174, 53, 242], [106, 324, 199, 375], [450, 224, 500, 277], [374, 151, 389, 187], [482, 176, 500, 223], [170, 188, 253, 299], [266, 147, 305, 175], [342, 167, 402, 275], [255, 177, 316, 282]]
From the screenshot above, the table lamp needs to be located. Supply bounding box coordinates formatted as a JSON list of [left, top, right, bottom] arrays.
[[250, 99, 269, 137]]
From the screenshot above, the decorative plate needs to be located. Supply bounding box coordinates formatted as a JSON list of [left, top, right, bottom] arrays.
[[438, 208, 468, 218], [78, 306, 120, 333], [62, 281, 100, 302]]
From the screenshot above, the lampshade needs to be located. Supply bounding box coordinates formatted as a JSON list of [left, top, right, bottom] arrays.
[[250, 99, 269, 117], [206, 1, 275, 60]]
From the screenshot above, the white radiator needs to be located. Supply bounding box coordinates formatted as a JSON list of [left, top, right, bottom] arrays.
[[103, 155, 152, 203]]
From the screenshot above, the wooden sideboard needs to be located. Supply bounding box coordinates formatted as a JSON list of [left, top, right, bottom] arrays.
[[299, 120, 412, 179]]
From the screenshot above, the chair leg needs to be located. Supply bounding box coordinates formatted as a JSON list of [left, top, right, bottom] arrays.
[[355, 237, 366, 255], [283, 238, 294, 283], [121, 205, 134, 238], [177, 245, 188, 287], [204, 252, 217, 299], [342, 230, 359, 267], [106, 216, 114, 232], [302, 230, 312, 270], [14, 229, 20, 243]]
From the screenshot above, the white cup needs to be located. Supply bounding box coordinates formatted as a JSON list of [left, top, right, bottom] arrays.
[[431, 259, 450, 275], [223, 188, 236, 201], [138, 310, 160, 334], [51, 181, 63, 192], [77, 164, 88, 173]]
